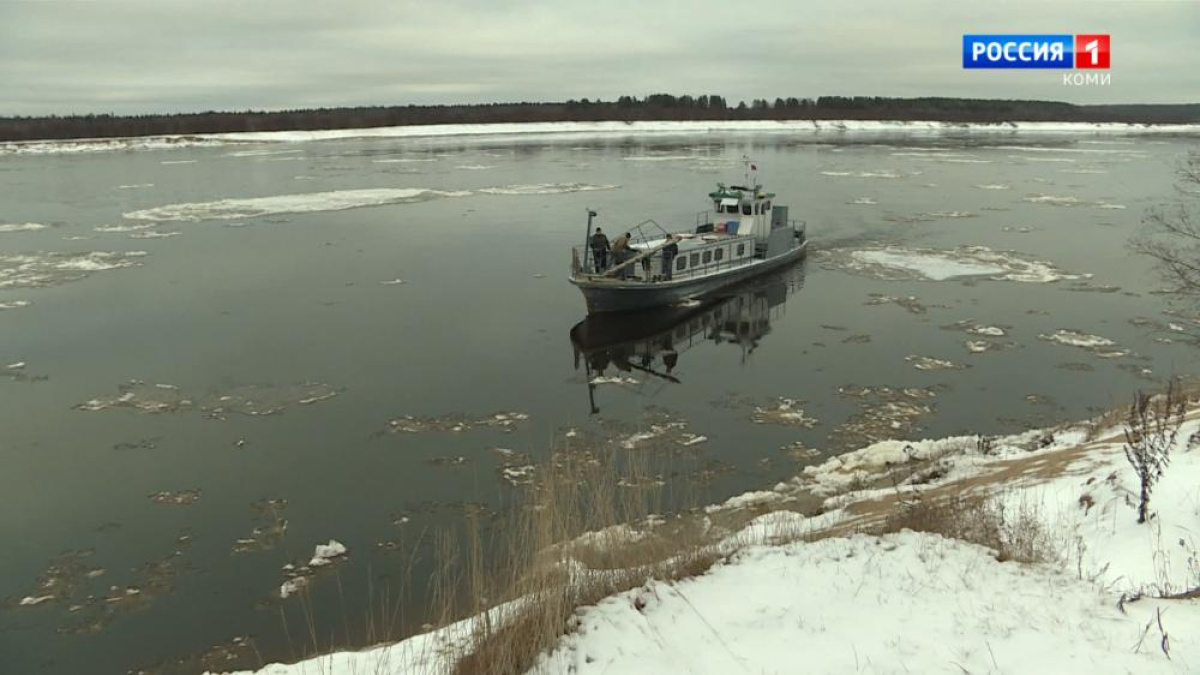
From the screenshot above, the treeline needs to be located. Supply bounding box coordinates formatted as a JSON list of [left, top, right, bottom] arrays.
[[2, 95, 1197, 142]]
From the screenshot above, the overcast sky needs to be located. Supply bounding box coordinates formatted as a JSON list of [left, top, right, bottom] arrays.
[[1, 0, 1196, 116]]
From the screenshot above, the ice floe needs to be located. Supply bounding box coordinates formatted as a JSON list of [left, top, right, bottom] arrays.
[[905, 355, 967, 371], [124, 188, 471, 222], [474, 183, 617, 196], [819, 170, 903, 179], [864, 293, 927, 314], [387, 411, 529, 434], [590, 376, 639, 386], [1023, 193, 1126, 209], [94, 223, 157, 233], [117, 183, 154, 189], [128, 230, 181, 239], [0, 251, 146, 289], [848, 197, 877, 205], [0, 223, 51, 232], [75, 380, 339, 417], [1037, 329, 1127, 358], [973, 183, 1011, 190], [820, 245, 1086, 283], [308, 540, 348, 568], [0, 300, 31, 310], [750, 398, 819, 428], [149, 489, 201, 506]]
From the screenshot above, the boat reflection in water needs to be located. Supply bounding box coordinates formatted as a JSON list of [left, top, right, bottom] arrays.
[[569, 265, 805, 414]]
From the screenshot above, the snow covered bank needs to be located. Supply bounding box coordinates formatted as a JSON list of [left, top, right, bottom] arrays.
[[6, 119, 1200, 156], [212, 398, 1200, 675]]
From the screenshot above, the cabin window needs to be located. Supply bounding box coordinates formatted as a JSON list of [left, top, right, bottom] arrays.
[[737, 243, 746, 257], [714, 247, 724, 261], [702, 250, 712, 264], [741, 203, 752, 216], [713, 201, 720, 210], [724, 204, 738, 214], [689, 253, 700, 267], [676, 257, 686, 271]]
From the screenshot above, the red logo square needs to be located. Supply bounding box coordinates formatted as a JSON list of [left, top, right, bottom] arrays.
[[1075, 34, 1110, 69]]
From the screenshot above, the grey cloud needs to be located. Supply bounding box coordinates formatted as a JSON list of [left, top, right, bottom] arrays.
[[0, 0, 1195, 115]]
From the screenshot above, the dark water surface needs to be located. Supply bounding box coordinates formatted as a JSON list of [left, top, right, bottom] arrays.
[[2, 130, 1198, 674]]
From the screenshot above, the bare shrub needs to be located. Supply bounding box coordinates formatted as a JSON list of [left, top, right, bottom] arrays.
[[1123, 380, 1186, 524]]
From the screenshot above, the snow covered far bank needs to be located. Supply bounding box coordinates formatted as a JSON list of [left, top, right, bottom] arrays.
[[5, 119, 1200, 156]]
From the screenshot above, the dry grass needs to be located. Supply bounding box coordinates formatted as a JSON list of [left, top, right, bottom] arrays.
[[433, 450, 726, 675], [874, 492, 1052, 564]]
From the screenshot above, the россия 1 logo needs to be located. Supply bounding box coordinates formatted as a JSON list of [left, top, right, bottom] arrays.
[[962, 34, 1110, 69]]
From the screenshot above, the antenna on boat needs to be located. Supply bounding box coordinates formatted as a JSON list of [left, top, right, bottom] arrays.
[[581, 208, 598, 275]]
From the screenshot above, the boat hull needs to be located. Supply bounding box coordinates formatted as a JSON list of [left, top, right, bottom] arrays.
[[570, 240, 807, 314]]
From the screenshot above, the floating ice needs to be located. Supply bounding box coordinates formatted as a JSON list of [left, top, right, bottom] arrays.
[[379, 278, 406, 286], [590, 376, 639, 386], [455, 164, 495, 170], [751, 398, 819, 428], [823, 246, 1086, 283], [95, 223, 157, 233], [19, 595, 54, 606], [0, 251, 146, 289], [905, 355, 967, 371], [819, 170, 902, 179], [160, 160, 197, 165], [475, 183, 618, 195], [1023, 193, 1125, 209], [0, 300, 31, 310], [973, 184, 1011, 190], [371, 157, 436, 163], [308, 540, 347, 567], [124, 188, 471, 222], [1042, 332, 1127, 359], [0, 223, 51, 232], [226, 148, 302, 158], [117, 183, 154, 189], [848, 197, 877, 205], [128, 231, 181, 239]]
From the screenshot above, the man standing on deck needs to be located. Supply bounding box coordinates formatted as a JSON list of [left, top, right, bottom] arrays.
[[661, 237, 679, 281], [611, 232, 632, 279], [590, 228, 610, 272]]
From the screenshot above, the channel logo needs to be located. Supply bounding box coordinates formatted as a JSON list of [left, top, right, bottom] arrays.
[[962, 34, 1110, 69]]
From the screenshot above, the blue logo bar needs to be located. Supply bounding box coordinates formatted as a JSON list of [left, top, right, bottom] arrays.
[[963, 34, 1074, 69]]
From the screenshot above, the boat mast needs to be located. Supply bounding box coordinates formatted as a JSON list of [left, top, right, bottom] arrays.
[[582, 208, 597, 273]]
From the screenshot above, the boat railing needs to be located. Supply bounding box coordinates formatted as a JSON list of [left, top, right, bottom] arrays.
[[571, 235, 756, 283]]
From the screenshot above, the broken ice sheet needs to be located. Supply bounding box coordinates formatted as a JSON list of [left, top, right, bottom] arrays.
[[819, 246, 1087, 283], [0, 250, 146, 290], [232, 498, 288, 555], [865, 294, 928, 314], [3, 360, 47, 382], [75, 380, 340, 417], [905, 355, 968, 371], [278, 540, 349, 599], [149, 489, 201, 505], [387, 410, 529, 434], [750, 398, 819, 428], [1037, 329, 1128, 358], [829, 385, 938, 451]]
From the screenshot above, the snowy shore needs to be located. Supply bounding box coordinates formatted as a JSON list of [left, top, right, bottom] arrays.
[[5, 119, 1200, 156], [212, 397, 1200, 675]]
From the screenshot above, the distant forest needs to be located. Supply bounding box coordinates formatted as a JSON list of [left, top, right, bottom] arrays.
[[2, 95, 1198, 142]]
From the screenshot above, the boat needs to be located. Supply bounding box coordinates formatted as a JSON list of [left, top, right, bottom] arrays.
[[569, 160, 807, 314], [569, 267, 803, 414]]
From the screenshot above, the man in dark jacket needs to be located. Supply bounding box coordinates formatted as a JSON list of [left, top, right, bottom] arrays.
[[590, 228, 610, 272], [611, 232, 632, 278], [661, 237, 680, 281]]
